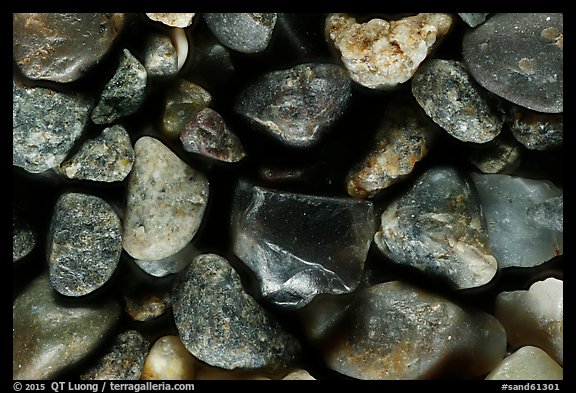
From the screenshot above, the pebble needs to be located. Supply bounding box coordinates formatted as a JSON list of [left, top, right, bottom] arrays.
[[172, 253, 302, 370], [374, 167, 498, 289], [412, 59, 503, 143], [56, 125, 135, 182], [325, 13, 453, 89], [13, 207, 36, 263], [232, 182, 375, 309], [347, 98, 438, 198], [527, 195, 563, 233], [234, 63, 351, 147], [146, 13, 196, 28], [506, 105, 563, 150], [186, 34, 235, 91], [13, 81, 93, 173], [470, 173, 563, 268], [141, 335, 199, 380], [123, 290, 171, 322], [462, 13, 563, 113], [143, 34, 179, 77], [485, 346, 563, 380], [13, 274, 121, 379], [180, 108, 245, 163], [297, 293, 354, 343], [323, 281, 506, 379], [47, 192, 122, 297], [122, 136, 209, 261], [458, 13, 489, 27], [282, 369, 316, 380], [469, 134, 522, 174], [203, 13, 277, 53], [13, 13, 125, 83], [162, 79, 212, 139], [134, 242, 200, 278], [91, 49, 148, 125], [81, 330, 150, 380], [495, 278, 563, 366]]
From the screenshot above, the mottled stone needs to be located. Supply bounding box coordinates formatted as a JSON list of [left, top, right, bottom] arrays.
[[124, 290, 171, 322], [122, 137, 208, 261], [180, 108, 245, 163], [47, 192, 122, 297], [235, 63, 351, 147], [412, 59, 503, 143], [13, 274, 121, 380], [134, 242, 200, 278], [374, 167, 497, 289], [458, 13, 489, 27], [81, 330, 149, 380], [463, 13, 563, 113], [282, 369, 316, 380], [324, 281, 506, 379], [347, 99, 437, 198], [471, 173, 563, 268], [325, 13, 453, 89], [13, 81, 93, 173], [204, 13, 277, 53], [469, 135, 522, 174], [141, 335, 199, 380], [143, 34, 178, 77], [146, 13, 196, 28], [232, 182, 375, 309], [496, 278, 563, 365], [485, 346, 563, 380], [13, 13, 125, 83], [56, 125, 134, 182], [162, 80, 212, 139], [507, 106, 563, 150], [172, 253, 302, 370], [13, 207, 36, 263], [527, 196, 563, 233], [91, 49, 148, 125]]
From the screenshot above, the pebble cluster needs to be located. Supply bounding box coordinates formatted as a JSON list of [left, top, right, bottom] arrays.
[[13, 13, 562, 381]]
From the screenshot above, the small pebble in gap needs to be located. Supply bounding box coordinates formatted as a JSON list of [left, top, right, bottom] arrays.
[[374, 167, 498, 289], [13, 206, 36, 263], [124, 290, 172, 322], [13, 81, 93, 174], [203, 13, 277, 53], [13, 13, 125, 83], [232, 182, 375, 310], [13, 274, 121, 380], [122, 136, 209, 261], [495, 278, 563, 366], [143, 33, 179, 77], [81, 330, 150, 380], [325, 13, 453, 90], [506, 105, 563, 151], [412, 59, 503, 143], [146, 13, 196, 28], [180, 108, 246, 163], [323, 281, 506, 379], [457, 13, 489, 28], [485, 346, 563, 380], [91, 49, 148, 125], [56, 125, 135, 182], [235, 63, 351, 148], [141, 335, 200, 380], [469, 134, 522, 174], [462, 13, 563, 113], [527, 195, 563, 233], [172, 253, 302, 371], [470, 173, 563, 268], [347, 98, 438, 198], [47, 192, 122, 297], [162, 79, 212, 139]]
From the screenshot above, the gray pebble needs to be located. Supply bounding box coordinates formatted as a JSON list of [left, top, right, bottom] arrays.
[[143, 34, 179, 77], [507, 105, 563, 150], [458, 13, 489, 27], [204, 13, 277, 53], [13, 207, 36, 263]]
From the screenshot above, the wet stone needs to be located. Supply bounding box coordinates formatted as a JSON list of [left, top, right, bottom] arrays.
[[471, 173, 563, 268], [47, 192, 122, 297], [347, 99, 437, 198], [91, 49, 148, 125], [374, 167, 497, 289], [81, 330, 149, 380], [13, 81, 93, 173], [122, 137, 209, 261], [232, 182, 375, 310], [495, 278, 563, 366], [13, 207, 36, 263], [462, 13, 563, 113], [180, 108, 246, 163], [527, 195, 563, 233], [172, 253, 302, 370], [56, 125, 134, 182], [203, 13, 277, 53], [235, 63, 351, 147], [13, 13, 125, 83], [146, 13, 196, 28], [13, 274, 121, 380], [485, 346, 563, 380], [469, 134, 522, 174], [141, 335, 199, 380], [324, 281, 506, 379], [506, 105, 563, 150], [412, 59, 503, 143], [325, 13, 453, 89], [124, 290, 171, 322], [143, 34, 179, 77], [162, 80, 212, 139], [458, 13, 489, 28]]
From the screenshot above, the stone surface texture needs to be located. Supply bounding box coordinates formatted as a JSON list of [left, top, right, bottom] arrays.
[[162, 80, 212, 139], [485, 346, 563, 380], [507, 106, 563, 150], [13, 207, 36, 263], [146, 13, 196, 28], [143, 34, 179, 77], [469, 135, 522, 174], [204, 13, 277, 53], [458, 13, 489, 27]]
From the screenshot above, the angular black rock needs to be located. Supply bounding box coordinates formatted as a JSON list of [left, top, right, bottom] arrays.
[[232, 182, 375, 309]]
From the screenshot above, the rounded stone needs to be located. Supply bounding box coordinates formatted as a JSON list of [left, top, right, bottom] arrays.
[[140, 335, 199, 380], [146, 13, 195, 28], [13, 207, 36, 263], [506, 105, 563, 150], [485, 346, 563, 380], [203, 13, 277, 53]]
